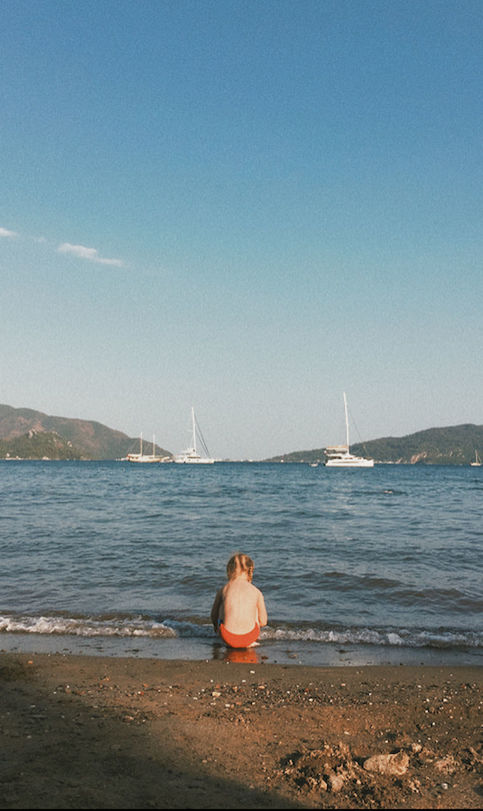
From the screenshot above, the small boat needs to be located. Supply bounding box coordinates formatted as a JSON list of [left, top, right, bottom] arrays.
[[324, 393, 374, 468], [174, 407, 215, 464], [470, 450, 481, 467]]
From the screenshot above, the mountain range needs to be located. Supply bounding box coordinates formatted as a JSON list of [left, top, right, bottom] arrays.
[[266, 423, 483, 465], [1, 404, 482, 463], [0, 405, 171, 460]]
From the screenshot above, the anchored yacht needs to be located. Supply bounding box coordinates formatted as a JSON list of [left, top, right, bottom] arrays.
[[325, 393, 374, 468], [174, 407, 215, 464]]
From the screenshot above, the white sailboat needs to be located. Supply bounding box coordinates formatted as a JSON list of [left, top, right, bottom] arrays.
[[174, 407, 215, 464], [324, 393, 374, 468], [470, 449, 481, 467], [127, 434, 168, 463]]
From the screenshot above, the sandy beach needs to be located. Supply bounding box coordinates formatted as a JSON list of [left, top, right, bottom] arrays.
[[0, 652, 481, 809]]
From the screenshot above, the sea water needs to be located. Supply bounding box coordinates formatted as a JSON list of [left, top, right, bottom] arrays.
[[0, 460, 481, 666]]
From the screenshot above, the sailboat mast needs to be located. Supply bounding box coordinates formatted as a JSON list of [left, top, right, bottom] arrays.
[[191, 406, 197, 453], [343, 392, 350, 448]]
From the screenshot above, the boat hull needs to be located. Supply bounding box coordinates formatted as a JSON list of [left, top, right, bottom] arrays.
[[128, 456, 167, 463], [325, 457, 374, 468], [174, 448, 215, 464], [174, 457, 215, 464]]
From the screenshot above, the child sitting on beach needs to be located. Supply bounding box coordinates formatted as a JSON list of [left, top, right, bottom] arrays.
[[210, 553, 268, 649]]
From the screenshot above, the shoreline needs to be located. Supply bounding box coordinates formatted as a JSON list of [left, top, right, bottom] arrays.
[[1, 651, 481, 809], [2, 631, 481, 670]]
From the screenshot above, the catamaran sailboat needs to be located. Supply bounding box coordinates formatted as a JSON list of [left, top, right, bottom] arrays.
[[324, 393, 374, 468], [174, 407, 215, 464]]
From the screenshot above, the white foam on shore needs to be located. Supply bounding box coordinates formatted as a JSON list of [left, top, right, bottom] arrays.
[[1, 612, 481, 650], [0, 614, 176, 638]]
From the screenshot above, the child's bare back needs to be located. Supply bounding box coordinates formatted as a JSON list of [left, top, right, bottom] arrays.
[[211, 553, 267, 648]]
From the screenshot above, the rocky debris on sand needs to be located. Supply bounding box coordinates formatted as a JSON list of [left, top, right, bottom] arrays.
[[277, 741, 362, 797], [433, 754, 458, 774], [275, 738, 482, 807], [363, 750, 409, 776]]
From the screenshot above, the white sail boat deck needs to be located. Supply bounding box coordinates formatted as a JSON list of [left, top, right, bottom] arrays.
[[174, 407, 215, 464], [324, 393, 374, 468]]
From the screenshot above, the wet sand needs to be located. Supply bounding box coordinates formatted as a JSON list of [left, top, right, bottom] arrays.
[[0, 651, 481, 809]]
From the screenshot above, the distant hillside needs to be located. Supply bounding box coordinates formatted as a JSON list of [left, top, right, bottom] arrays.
[[0, 430, 83, 460], [265, 424, 483, 465], [0, 405, 172, 460], [352, 424, 483, 465]]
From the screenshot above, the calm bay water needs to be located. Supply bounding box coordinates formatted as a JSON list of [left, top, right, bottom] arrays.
[[1, 460, 481, 666]]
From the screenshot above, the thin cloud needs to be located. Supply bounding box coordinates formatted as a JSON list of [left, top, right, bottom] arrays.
[[1, 224, 125, 267], [0, 226, 18, 238], [57, 242, 124, 267]]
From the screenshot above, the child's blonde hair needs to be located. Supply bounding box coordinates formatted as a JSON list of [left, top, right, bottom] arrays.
[[226, 553, 254, 582]]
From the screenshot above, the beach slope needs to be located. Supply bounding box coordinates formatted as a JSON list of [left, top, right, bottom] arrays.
[[0, 652, 481, 809]]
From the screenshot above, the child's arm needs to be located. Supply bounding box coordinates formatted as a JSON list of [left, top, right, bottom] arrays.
[[210, 587, 223, 631], [256, 589, 268, 627]]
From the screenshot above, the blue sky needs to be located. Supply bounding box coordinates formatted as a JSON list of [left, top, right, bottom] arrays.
[[1, 0, 482, 459]]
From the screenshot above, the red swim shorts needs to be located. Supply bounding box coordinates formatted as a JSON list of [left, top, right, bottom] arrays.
[[219, 623, 260, 649]]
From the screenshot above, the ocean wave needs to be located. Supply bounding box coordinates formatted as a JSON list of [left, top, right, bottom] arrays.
[[0, 614, 177, 639], [0, 613, 481, 650], [260, 625, 483, 649]]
